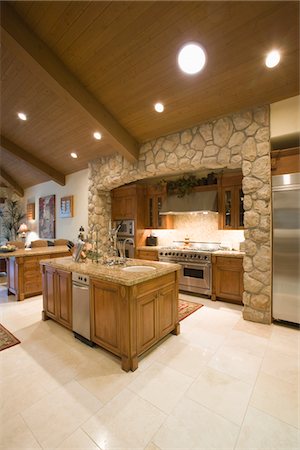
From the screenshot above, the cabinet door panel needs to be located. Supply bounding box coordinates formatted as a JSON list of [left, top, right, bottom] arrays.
[[137, 292, 158, 354], [56, 270, 72, 329], [44, 267, 56, 318], [91, 280, 121, 355], [215, 257, 243, 303], [159, 285, 176, 337]]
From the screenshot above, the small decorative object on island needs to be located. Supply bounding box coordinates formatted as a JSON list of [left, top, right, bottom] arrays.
[[60, 196, 73, 218], [78, 225, 85, 241], [39, 195, 55, 239]]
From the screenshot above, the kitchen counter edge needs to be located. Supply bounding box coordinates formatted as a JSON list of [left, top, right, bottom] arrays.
[[40, 257, 181, 286]]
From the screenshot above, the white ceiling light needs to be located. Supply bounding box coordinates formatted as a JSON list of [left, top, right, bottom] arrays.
[[265, 50, 281, 68], [17, 112, 27, 121], [154, 103, 164, 113], [177, 43, 206, 74], [93, 131, 102, 140], [70, 152, 78, 159]]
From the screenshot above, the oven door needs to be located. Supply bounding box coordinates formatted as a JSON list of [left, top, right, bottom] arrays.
[[179, 262, 211, 295]]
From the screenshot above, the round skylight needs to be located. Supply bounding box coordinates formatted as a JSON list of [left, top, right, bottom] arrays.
[[177, 43, 206, 74], [265, 50, 281, 68]]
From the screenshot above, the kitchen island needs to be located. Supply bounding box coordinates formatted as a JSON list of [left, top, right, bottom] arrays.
[[0, 246, 70, 301], [41, 257, 181, 371]]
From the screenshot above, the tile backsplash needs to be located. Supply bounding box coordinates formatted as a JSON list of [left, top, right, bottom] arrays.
[[146, 213, 244, 250]]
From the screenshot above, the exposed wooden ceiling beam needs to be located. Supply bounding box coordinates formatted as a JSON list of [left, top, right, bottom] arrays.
[[0, 135, 65, 186], [0, 166, 24, 197], [0, 3, 139, 163]]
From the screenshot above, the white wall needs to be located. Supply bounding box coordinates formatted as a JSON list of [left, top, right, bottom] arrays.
[[24, 169, 88, 244], [271, 95, 300, 137]]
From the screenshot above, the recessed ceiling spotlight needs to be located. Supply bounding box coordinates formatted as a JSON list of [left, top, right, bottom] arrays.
[[177, 42, 206, 74], [265, 50, 281, 68], [154, 103, 164, 113], [70, 152, 78, 159], [17, 112, 27, 121], [93, 131, 102, 140]]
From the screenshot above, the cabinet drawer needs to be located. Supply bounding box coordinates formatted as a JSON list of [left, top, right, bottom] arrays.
[[137, 250, 159, 261], [216, 256, 243, 268]]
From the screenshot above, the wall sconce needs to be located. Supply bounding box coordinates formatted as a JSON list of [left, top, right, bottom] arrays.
[[18, 223, 30, 242]]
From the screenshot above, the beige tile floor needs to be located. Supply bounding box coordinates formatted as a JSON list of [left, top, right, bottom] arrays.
[[0, 286, 299, 449]]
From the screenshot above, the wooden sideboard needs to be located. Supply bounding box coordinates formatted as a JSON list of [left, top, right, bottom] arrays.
[[0, 246, 70, 301]]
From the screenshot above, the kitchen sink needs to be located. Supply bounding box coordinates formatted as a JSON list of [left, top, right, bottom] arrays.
[[122, 265, 156, 273]]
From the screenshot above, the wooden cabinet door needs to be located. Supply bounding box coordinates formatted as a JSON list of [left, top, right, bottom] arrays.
[[215, 257, 243, 303], [218, 172, 244, 230], [43, 265, 56, 319], [137, 291, 158, 354], [56, 269, 72, 329], [91, 279, 121, 355], [146, 186, 173, 229], [158, 284, 176, 337]]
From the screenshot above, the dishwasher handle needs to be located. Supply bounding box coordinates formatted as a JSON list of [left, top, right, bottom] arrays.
[[72, 282, 89, 290]]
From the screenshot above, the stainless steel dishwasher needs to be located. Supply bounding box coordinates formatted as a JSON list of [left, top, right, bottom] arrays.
[[72, 272, 93, 346]]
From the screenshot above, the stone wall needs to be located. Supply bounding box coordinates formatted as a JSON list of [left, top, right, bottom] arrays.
[[89, 105, 271, 324]]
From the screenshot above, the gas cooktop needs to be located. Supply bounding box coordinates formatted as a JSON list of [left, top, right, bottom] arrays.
[[158, 242, 221, 263]]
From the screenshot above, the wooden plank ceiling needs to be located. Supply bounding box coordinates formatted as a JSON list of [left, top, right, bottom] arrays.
[[0, 1, 299, 193]]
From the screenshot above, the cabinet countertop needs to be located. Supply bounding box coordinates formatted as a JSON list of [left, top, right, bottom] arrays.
[[40, 257, 181, 286], [0, 245, 70, 258]]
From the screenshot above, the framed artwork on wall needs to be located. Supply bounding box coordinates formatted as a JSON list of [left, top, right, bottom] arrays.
[[59, 196, 74, 218], [39, 195, 55, 238]]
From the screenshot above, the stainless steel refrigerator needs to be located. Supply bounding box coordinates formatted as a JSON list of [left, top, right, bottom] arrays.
[[272, 172, 300, 325]]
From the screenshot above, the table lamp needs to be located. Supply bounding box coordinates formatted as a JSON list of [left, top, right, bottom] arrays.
[[18, 223, 30, 243]]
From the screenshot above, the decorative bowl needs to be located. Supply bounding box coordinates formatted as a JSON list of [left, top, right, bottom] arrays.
[[0, 245, 17, 253]]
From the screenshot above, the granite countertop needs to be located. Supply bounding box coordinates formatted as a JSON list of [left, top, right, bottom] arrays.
[[0, 245, 70, 258], [137, 246, 245, 257], [40, 257, 181, 286], [213, 250, 245, 257]]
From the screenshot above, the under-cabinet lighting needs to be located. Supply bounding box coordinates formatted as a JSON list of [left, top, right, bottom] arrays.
[[70, 152, 78, 159], [17, 112, 27, 121]]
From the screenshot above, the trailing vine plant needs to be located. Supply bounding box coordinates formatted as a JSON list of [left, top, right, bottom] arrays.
[[160, 172, 217, 198]]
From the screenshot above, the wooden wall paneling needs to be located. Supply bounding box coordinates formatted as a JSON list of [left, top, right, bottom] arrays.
[[0, 166, 24, 196], [1, 136, 65, 185], [1, 3, 139, 162]]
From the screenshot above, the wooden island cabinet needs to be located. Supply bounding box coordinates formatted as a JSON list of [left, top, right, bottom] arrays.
[[41, 257, 180, 371], [42, 265, 72, 329], [212, 254, 244, 305]]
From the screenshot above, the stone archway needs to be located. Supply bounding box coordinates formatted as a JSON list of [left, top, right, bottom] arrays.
[[89, 105, 271, 324]]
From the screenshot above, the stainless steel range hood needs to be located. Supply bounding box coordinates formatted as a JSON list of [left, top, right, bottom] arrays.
[[160, 190, 218, 215]]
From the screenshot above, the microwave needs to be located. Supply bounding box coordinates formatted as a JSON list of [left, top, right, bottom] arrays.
[[113, 220, 135, 237]]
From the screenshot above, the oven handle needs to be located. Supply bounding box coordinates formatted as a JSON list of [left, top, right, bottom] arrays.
[[179, 261, 211, 268]]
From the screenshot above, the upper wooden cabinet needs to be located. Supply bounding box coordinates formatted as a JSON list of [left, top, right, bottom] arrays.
[[111, 184, 145, 222], [218, 172, 244, 230], [146, 185, 173, 229]]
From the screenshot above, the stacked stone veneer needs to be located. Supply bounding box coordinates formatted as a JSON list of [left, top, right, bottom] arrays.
[[89, 105, 271, 324]]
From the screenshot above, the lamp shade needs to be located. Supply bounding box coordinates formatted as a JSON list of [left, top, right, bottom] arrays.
[[18, 223, 30, 234]]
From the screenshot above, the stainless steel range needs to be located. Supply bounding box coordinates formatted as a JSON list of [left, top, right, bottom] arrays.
[[158, 242, 220, 296]]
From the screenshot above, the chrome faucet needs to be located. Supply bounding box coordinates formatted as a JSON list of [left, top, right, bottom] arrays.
[[119, 237, 134, 260]]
